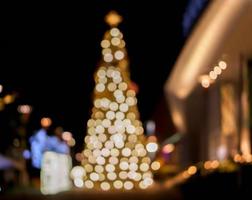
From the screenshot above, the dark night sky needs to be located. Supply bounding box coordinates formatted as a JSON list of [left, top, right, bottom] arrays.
[[0, 1, 188, 151]]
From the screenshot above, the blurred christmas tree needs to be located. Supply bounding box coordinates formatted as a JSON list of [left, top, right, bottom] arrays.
[[81, 11, 160, 191]]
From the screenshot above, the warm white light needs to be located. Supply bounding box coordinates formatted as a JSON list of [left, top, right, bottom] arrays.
[[116, 95, 125, 103], [84, 164, 93, 173], [140, 163, 149, 172], [114, 50, 124, 60], [106, 111, 115, 120], [100, 182, 110, 191], [107, 82, 117, 91], [102, 119, 111, 128], [104, 53, 113, 62], [105, 141, 114, 149], [129, 156, 138, 163], [119, 171, 128, 179], [106, 164, 115, 172], [97, 69, 106, 78], [111, 37, 121, 46], [98, 77, 107, 84], [108, 126, 116, 134], [124, 181, 134, 190], [71, 166, 86, 179], [110, 28, 120, 37], [113, 76, 122, 84], [96, 156, 106, 165], [151, 161, 161, 171], [102, 48, 112, 55], [139, 181, 148, 189], [109, 156, 118, 165], [118, 82, 127, 91], [214, 66, 222, 75], [143, 177, 153, 187], [74, 178, 84, 188], [101, 40, 110, 48], [126, 90, 136, 97], [126, 97, 135, 106], [218, 61, 227, 70], [201, 77, 210, 88], [209, 71, 217, 79], [122, 147, 131, 157], [107, 172, 117, 180], [129, 163, 138, 171], [126, 125, 136, 134], [17, 105, 32, 114], [90, 172, 99, 181], [84, 180, 94, 189], [119, 161, 129, 170], [94, 165, 104, 173], [110, 148, 120, 157], [113, 180, 123, 189], [95, 125, 105, 134], [101, 148, 110, 157], [146, 142, 158, 153], [109, 102, 119, 111], [100, 98, 110, 108], [98, 133, 107, 142], [115, 111, 125, 120], [96, 83, 105, 92]]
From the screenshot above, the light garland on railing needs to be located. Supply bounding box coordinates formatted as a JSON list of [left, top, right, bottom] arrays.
[[200, 60, 227, 88]]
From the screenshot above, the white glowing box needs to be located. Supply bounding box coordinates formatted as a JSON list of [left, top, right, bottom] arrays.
[[40, 151, 72, 195]]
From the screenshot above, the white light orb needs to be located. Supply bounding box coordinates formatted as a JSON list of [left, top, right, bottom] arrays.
[[93, 141, 102, 149], [101, 148, 110, 157], [84, 164, 93, 173], [143, 177, 153, 186], [219, 61, 227, 70], [95, 125, 105, 134], [151, 161, 161, 171], [96, 83, 105, 92], [109, 156, 119, 165], [87, 119, 95, 127], [98, 133, 107, 142], [93, 149, 101, 157], [115, 111, 125, 120], [102, 119, 111, 128], [107, 82, 117, 91], [126, 90, 136, 97], [122, 148, 131, 157], [119, 103, 129, 112], [146, 142, 158, 153], [116, 95, 125, 103], [100, 98, 110, 108], [104, 53, 113, 62], [118, 82, 127, 91], [109, 102, 119, 111], [98, 77, 107, 84], [105, 141, 114, 149], [113, 180, 123, 189], [114, 50, 124, 60], [94, 165, 104, 173], [140, 163, 149, 172], [124, 181, 134, 190], [134, 173, 142, 181], [139, 181, 148, 189], [128, 135, 137, 143], [126, 97, 136, 106], [100, 182, 110, 191], [110, 148, 120, 157], [114, 90, 123, 98], [71, 166, 86, 179], [105, 164, 115, 172], [97, 69, 106, 78], [107, 172, 117, 181], [108, 126, 116, 134], [119, 171, 128, 179], [96, 156, 105, 165], [90, 172, 99, 181], [126, 125, 136, 134], [110, 28, 120, 37], [102, 48, 111, 55], [74, 178, 84, 188], [106, 68, 114, 78], [111, 37, 121, 46], [101, 40, 110, 48], [129, 156, 139, 163], [84, 180, 94, 189], [106, 111, 115, 120], [88, 155, 96, 164], [115, 141, 124, 149], [129, 163, 138, 171], [119, 161, 129, 170], [113, 76, 122, 84]]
